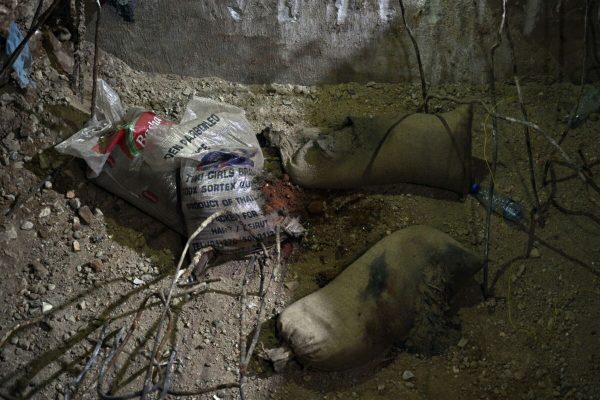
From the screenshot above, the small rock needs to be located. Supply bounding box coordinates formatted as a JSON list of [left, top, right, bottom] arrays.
[[73, 231, 82, 240], [90, 259, 103, 273], [402, 370, 415, 381], [94, 208, 104, 217], [132, 277, 145, 286], [457, 337, 469, 348], [55, 26, 71, 42], [377, 384, 385, 392], [72, 240, 81, 252], [529, 247, 541, 258], [29, 260, 49, 278], [140, 274, 153, 282], [212, 320, 224, 331], [43, 181, 52, 189], [5, 225, 18, 240], [293, 85, 309, 95], [38, 207, 51, 218], [78, 206, 94, 225], [47, 284, 56, 291], [78, 300, 86, 310], [307, 200, 325, 215], [20, 221, 34, 230], [42, 302, 53, 313], [32, 283, 46, 295], [37, 226, 50, 239], [69, 198, 82, 210], [66, 190, 76, 199], [90, 234, 104, 243], [9, 337, 18, 345]]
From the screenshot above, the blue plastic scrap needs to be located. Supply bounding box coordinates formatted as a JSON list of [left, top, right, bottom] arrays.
[[3, 21, 36, 88], [107, 0, 136, 22]]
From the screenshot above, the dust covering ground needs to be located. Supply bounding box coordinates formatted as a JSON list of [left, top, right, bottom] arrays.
[[0, 43, 599, 400]]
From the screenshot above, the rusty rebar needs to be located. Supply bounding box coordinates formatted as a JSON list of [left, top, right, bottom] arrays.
[[91, 0, 102, 114], [398, 0, 428, 113]]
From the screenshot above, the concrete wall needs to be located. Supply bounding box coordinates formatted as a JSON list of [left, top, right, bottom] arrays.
[[94, 0, 592, 85]]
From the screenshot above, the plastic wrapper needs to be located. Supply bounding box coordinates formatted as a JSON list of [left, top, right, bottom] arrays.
[[56, 80, 184, 234], [144, 97, 284, 254], [57, 80, 295, 255], [4, 21, 36, 88]]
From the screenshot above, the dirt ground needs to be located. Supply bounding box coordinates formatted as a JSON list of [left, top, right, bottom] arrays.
[[0, 34, 599, 400]]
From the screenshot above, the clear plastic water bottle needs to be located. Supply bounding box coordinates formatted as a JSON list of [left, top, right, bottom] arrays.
[[470, 183, 523, 223]]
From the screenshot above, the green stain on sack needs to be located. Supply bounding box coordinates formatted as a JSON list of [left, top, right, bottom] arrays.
[[363, 253, 389, 300]]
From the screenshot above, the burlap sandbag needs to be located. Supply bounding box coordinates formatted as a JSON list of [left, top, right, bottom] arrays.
[[276, 225, 482, 371], [270, 105, 473, 194]]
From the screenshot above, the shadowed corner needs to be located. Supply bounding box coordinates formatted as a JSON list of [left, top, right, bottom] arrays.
[[442, 243, 485, 298]]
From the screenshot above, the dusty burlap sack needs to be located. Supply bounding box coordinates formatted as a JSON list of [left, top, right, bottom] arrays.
[[276, 225, 482, 371], [269, 105, 473, 194]]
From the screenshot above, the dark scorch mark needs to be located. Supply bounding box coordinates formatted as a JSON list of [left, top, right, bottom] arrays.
[[363, 253, 388, 300]]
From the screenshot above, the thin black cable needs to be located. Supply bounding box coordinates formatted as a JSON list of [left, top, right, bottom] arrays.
[[482, 0, 508, 298], [505, 15, 540, 211]]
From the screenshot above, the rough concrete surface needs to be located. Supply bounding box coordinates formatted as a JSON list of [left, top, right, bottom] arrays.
[[93, 0, 589, 85]]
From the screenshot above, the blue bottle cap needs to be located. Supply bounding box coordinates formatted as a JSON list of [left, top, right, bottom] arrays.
[[470, 183, 480, 194]]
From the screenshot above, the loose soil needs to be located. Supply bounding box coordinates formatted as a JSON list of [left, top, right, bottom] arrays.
[[0, 42, 598, 400]]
